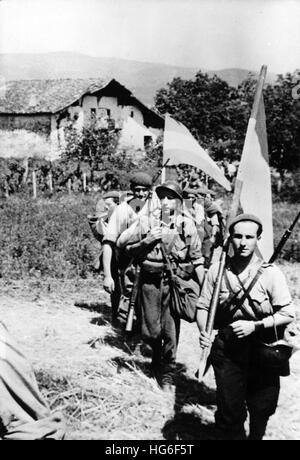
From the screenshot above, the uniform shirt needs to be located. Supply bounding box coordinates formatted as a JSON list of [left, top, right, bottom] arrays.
[[117, 208, 203, 265], [103, 193, 160, 244], [197, 255, 295, 327], [103, 201, 140, 244]]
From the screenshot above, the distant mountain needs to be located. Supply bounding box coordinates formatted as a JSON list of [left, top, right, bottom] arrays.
[[0, 52, 277, 106]]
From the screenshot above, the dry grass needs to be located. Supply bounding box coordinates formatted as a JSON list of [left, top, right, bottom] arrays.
[[0, 262, 299, 440]]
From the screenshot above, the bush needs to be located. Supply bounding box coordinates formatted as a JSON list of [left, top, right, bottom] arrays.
[[0, 195, 298, 281], [0, 195, 98, 279]]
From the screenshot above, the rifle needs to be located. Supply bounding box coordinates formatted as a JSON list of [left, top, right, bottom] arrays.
[[197, 209, 300, 381], [269, 210, 300, 263], [125, 264, 141, 332]]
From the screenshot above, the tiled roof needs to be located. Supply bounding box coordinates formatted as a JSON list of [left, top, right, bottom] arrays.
[[0, 78, 105, 114]]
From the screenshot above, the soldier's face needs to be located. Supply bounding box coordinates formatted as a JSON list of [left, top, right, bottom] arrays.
[[104, 197, 118, 214], [160, 194, 180, 213], [231, 221, 260, 258], [133, 186, 149, 200]]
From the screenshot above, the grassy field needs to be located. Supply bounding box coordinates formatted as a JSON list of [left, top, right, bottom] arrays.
[[0, 194, 299, 440], [0, 195, 299, 281], [0, 263, 299, 440]]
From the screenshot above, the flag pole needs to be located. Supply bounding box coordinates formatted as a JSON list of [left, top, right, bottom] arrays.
[[197, 65, 269, 382]]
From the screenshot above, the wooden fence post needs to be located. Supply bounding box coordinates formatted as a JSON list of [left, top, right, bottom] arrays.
[[68, 178, 72, 195], [48, 171, 53, 192], [83, 172, 87, 192], [32, 171, 37, 198], [4, 179, 9, 198], [23, 157, 29, 184]]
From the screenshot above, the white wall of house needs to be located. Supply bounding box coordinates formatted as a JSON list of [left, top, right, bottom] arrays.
[[81, 95, 98, 124], [49, 115, 62, 160], [68, 106, 84, 131], [121, 105, 144, 126], [51, 94, 161, 154], [97, 96, 122, 127], [148, 126, 162, 139], [118, 116, 157, 150]]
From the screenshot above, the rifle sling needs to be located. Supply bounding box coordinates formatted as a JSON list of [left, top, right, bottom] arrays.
[[223, 263, 266, 321]]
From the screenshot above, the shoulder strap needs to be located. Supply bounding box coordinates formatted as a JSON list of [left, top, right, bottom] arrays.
[[230, 263, 267, 320], [222, 262, 268, 320]]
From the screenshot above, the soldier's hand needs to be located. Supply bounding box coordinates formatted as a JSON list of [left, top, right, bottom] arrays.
[[199, 330, 211, 349], [146, 227, 163, 243], [231, 320, 255, 338], [103, 276, 115, 294]]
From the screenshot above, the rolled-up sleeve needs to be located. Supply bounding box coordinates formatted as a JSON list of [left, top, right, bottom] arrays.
[[196, 264, 218, 311], [103, 202, 136, 244], [186, 220, 204, 266], [266, 265, 295, 321]]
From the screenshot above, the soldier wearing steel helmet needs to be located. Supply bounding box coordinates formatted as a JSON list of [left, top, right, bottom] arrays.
[[117, 180, 204, 390]]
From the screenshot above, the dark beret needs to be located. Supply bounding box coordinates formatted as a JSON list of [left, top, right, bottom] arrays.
[[102, 190, 120, 200], [182, 187, 198, 198], [228, 213, 263, 235], [183, 186, 215, 197], [130, 172, 153, 187]]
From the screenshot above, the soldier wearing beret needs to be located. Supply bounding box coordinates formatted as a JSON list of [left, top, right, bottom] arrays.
[[87, 190, 120, 271], [88, 191, 120, 243], [117, 181, 204, 390], [102, 172, 153, 325], [197, 214, 295, 440]]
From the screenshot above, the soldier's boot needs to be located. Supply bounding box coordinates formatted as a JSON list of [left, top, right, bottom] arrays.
[[248, 414, 269, 440], [111, 290, 121, 328], [160, 361, 176, 392], [150, 341, 162, 381], [214, 424, 247, 440]]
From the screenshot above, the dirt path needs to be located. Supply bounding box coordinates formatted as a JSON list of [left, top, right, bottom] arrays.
[[0, 274, 299, 440]]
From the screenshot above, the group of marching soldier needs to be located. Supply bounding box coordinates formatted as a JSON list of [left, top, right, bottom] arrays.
[[87, 170, 296, 440], [0, 169, 296, 441]]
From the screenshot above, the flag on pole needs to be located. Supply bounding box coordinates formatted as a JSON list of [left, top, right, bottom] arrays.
[[234, 66, 273, 260], [163, 114, 231, 191]]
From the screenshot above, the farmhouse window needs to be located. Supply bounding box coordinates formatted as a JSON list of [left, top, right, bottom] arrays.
[[144, 136, 152, 148]]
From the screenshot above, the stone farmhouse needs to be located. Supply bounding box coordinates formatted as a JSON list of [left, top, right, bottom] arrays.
[[0, 78, 164, 159]]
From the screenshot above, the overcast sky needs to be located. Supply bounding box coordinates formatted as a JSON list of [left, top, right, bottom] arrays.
[[0, 0, 299, 73]]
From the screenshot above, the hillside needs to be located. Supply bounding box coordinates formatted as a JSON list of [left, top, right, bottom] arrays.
[[0, 52, 277, 106]]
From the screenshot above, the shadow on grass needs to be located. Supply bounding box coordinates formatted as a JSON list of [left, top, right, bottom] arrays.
[[173, 371, 216, 410], [75, 300, 114, 326], [98, 328, 152, 358], [74, 300, 110, 313], [90, 316, 110, 326], [162, 368, 217, 440], [99, 332, 152, 359], [110, 356, 150, 376], [163, 412, 217, 440]]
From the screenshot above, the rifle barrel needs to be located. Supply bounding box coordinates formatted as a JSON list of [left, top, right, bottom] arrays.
[[269, 210, 300, 263], [125, 265, 141, 332]]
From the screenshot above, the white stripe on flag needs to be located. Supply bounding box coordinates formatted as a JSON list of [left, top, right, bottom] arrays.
[[163, 114, 231, 191], [237, 96, 273, 261]]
